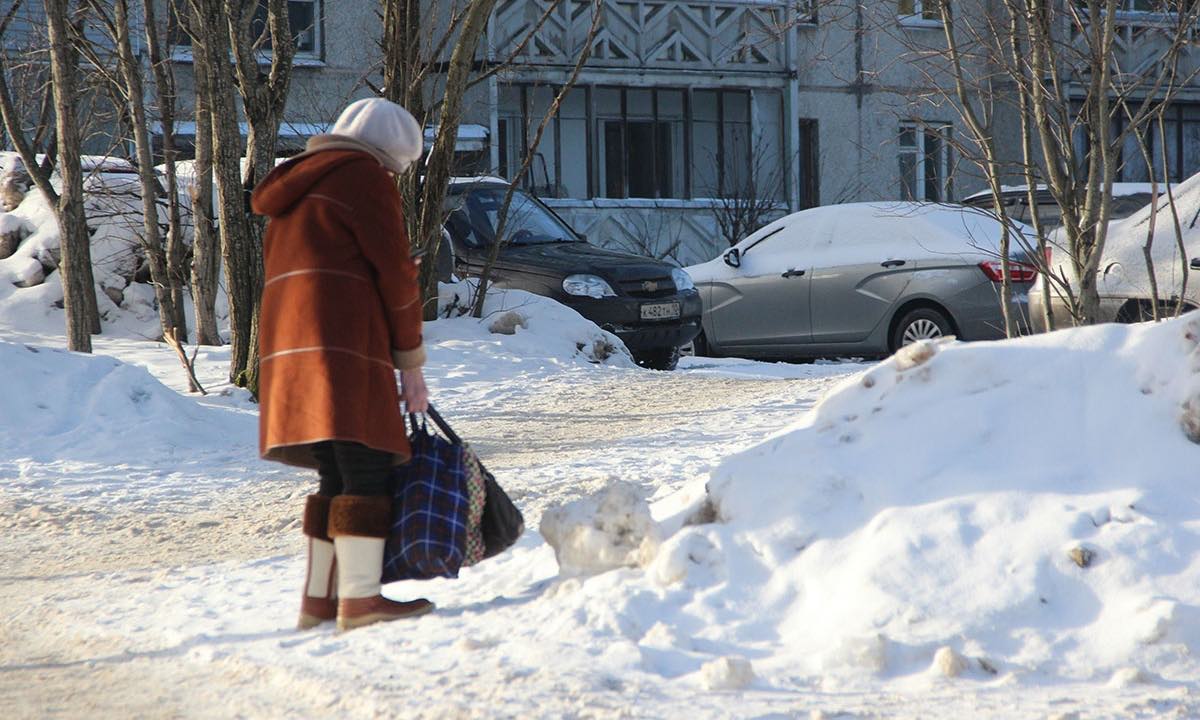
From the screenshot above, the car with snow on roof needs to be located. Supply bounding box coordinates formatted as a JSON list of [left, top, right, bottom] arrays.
[[684, 202, 1038, 360]]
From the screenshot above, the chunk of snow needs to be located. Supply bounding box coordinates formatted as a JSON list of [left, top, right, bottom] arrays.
[[699, 656, 755, 690], [931, 646, 970, 678], [539, 481, 661, 576]]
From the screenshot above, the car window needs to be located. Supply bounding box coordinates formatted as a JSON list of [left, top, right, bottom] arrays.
[[1030, 202, 1063, 230], [450, 187, 578, 247], [1110, 193, 1153, 219], [745, 225, 805, 257]]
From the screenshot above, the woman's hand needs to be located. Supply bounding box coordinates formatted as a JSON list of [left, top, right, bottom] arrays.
[[399, 367, 429, 414]]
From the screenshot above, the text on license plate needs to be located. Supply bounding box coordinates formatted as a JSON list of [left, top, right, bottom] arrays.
[[640, 302, 681, 320]]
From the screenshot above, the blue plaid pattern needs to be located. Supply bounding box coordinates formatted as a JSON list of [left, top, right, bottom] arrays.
[[381, 425, 469, 582]]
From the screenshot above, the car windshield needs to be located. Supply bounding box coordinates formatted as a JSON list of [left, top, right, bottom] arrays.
[[446, 186, 579, 248]]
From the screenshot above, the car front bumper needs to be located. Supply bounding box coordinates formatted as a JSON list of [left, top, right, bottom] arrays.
[[564, 291, 703, 351]]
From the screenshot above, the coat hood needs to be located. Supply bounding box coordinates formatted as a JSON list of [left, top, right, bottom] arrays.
[[250, 148, 378, 219]]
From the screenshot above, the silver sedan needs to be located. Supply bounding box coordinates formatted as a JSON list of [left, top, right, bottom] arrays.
[[685, 202, 1036, 359]]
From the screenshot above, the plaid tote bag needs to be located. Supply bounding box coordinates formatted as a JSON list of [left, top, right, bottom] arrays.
[[381, 417, 469, 583]]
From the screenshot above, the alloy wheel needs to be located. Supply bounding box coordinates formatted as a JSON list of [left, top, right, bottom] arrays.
[[902, 318, 943, 345]]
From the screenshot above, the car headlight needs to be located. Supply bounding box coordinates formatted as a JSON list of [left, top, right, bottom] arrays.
[[671, 267, 695, 292], [562, 274, 617, 299]]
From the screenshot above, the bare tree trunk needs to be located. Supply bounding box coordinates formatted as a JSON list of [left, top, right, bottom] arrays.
[[936, 1, 1014, 337], [188, 12, 222, 346], [1134, 120, 1161, 321], [224, 0, 293, 396], [382, 0, 426, 262], [415, 0, 500, 319], [106, 0, 183, 341], [189, 0, 257, 384], [143, 0, 188, 339], [45, 0, 99, 350]]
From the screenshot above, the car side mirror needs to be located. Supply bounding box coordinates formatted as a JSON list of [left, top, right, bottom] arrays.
[[724, 248, 741, 268]]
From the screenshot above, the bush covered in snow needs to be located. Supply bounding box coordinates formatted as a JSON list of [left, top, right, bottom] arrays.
[[0, 152, 202, 337]]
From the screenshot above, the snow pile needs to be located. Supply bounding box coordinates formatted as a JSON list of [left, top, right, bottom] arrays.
[[0, 339, 245, 463], [429, 281, 635, 368], [540, 481, 661, 576], [686, 312, 1200, 682]]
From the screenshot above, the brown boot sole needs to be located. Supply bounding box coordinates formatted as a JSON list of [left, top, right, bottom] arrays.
[[297, 612, 334, 630], [337, 602, 434, 631]]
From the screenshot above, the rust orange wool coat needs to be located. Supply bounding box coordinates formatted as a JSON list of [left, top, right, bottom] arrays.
[[250, 146, 425, 469]]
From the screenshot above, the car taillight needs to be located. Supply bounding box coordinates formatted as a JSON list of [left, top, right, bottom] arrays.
[[979, 260, 1038, 283]]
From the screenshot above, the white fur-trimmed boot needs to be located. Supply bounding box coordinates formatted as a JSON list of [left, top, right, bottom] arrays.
[[329, 495, 433, 631], [297, 495, 338, 630]]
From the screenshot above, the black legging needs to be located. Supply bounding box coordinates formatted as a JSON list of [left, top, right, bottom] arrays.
[[312, 441, 394, 497]]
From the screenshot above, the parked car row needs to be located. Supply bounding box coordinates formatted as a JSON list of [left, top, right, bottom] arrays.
[[440, 176, 1200, 371]]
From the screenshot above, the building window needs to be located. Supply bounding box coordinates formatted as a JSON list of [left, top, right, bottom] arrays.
[[169, 1, 322, 57], [498, 84, 775, 202], [496, 85, 589, 199], [596, 88, 686, 199], [795, 0, 819, 25], [898, 0, 943, 22], [1117, 103, 1200, 183], [798, 118, 820, 209], [899, 122, 951, 202], [690, 89, 753, 198]]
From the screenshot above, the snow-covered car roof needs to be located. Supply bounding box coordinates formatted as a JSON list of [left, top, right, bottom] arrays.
[[687, 202, 1034, 282]]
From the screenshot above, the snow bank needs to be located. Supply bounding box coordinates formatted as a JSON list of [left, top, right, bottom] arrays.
[[686, 312, 1200, 681], [428, 281, 635, 369], [0, 339, 244, 463]]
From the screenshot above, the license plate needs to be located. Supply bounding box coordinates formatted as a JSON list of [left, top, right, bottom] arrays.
[[640, 302, 681, 320]]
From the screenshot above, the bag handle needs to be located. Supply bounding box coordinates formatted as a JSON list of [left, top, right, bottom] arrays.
[[407, 404, 462, 445]]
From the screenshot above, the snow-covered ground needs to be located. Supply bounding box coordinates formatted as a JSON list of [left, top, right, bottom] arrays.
[[4, 278, 1200, 717]]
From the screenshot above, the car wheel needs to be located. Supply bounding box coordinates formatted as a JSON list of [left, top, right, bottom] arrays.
[[891, 307, 952, 352], [635, 346, 681, 371]]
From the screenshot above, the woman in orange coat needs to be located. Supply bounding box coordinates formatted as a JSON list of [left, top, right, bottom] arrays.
[[251, 98, 432, 631]]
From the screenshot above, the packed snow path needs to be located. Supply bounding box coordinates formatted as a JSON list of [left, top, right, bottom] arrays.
[[0, 337, 860, 719], [4, 329, 1197, 719]]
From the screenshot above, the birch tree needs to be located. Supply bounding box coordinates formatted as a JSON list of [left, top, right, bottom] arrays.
[[0, 0, 100, 351]]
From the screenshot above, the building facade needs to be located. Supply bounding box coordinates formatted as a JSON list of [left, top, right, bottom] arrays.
[[7, 0, 1200, 264]]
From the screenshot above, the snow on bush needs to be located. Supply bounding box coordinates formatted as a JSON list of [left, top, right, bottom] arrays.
[[540, 481, 661, 576], [0, 339, 247, 463], [0, 152, 203, 338], [429, 281, 635, 368], [683, 311, 1200, 681]]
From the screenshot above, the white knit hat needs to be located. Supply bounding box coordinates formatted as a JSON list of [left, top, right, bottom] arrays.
[[330, 98, 423, 173]]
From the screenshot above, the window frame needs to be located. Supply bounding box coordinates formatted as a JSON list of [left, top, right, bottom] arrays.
[[497, 83, 766, 203], [168, 0, 324, 63], [797, 117, 820, 210], [898, 0, 944, 26], [899, 121, 953, 202]]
